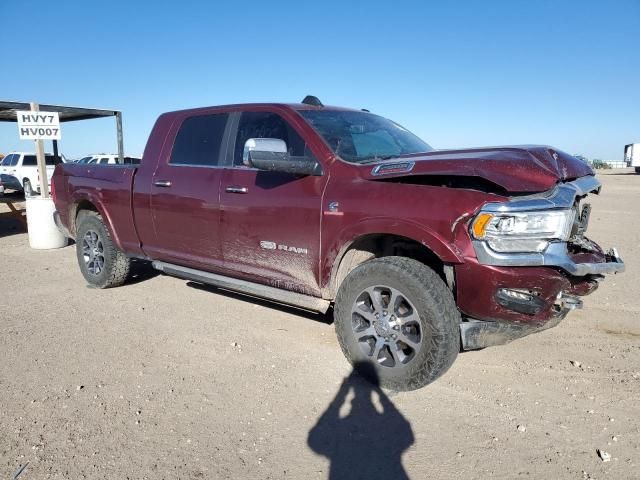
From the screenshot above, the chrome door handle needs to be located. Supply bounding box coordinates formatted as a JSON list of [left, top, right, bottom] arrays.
[[225, 186, 248, 194], [154, 180, 172, 187]]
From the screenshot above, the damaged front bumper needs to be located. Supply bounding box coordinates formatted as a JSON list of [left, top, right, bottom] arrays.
[[457, 245, 622, 350], [458, 175, 624, 350], [460, 290, 584, 350], [460, 312, 565, 351], [473, 240, 625, 276]]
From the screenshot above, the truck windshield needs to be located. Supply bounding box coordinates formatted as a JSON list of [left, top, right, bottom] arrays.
[[299, 110, 433, 163]]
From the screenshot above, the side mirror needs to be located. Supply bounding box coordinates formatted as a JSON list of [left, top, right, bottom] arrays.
[[243, 138, 287, 166], [243, 138, 322, 176]]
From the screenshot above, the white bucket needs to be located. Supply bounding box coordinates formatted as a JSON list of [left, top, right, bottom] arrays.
[[26, 196, 68, 249]]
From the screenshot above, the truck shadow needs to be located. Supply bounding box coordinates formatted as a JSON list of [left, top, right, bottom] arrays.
[[308, 362, 414, 480], [126, 259, 161, 285], [185, 281, 334, 324]]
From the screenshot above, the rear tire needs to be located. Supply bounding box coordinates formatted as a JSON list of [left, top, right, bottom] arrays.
[[334, 256, 460, 391], [75, 211, 130, 288], [23, 179, 33, 197]]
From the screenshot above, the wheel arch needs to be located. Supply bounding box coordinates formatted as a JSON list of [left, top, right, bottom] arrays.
[[70, 194, 124, 250], [324, 230, 460, 300]]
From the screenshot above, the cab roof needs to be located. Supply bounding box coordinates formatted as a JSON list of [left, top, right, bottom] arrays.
[[163, 95, 366, 117]]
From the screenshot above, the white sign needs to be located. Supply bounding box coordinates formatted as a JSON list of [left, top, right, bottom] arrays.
[[16, 110, 61, 140]]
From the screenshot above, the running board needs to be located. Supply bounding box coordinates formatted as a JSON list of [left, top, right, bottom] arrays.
[[152, 261, 330, 313]]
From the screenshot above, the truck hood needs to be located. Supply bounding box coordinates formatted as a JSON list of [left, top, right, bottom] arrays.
[[361, 145, 594, 193]]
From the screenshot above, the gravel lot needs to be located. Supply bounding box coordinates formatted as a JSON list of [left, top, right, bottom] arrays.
[[1, 170, 638, 479]]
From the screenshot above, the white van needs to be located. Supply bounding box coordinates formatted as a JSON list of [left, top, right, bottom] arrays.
[[0, 152, 66, 196], [624, 143, 640, 173]]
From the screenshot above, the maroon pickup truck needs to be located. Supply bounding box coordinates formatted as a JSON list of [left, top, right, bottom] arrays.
[[52, 96, 624, 391]]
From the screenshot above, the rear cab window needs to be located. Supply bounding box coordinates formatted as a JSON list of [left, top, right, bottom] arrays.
[[170, 113, 229, 167]]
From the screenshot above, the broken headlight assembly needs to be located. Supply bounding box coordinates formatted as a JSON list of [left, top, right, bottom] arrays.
[[471, 209, 576, 253]]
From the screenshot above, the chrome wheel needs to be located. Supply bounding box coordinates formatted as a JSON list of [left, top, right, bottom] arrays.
[[81, 230, 105, 275], [351, 285, 423, 368]]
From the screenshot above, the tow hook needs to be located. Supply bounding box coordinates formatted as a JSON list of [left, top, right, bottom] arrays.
[[557, 292, 583, 310], [607, 247, 623, 264]]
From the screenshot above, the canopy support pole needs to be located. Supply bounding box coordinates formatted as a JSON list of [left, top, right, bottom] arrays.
[[116, 111, 124, 164], [30, 102, 49, 198]]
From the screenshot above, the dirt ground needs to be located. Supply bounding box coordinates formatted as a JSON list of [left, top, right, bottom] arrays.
[[1, 170, 638, 480]]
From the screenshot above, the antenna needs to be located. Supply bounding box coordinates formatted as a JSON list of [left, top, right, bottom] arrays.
[[301, 95, 323, 107]]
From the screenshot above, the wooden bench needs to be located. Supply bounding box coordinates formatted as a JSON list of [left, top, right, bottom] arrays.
[[0, 196, 28, 230]]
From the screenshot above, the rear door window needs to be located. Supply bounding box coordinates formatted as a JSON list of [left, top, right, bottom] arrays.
[[170, 113, 229, 167], [22, 155, 37, 166]]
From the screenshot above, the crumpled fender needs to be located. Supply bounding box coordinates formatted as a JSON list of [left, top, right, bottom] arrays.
[[321, 216, 464, 292]]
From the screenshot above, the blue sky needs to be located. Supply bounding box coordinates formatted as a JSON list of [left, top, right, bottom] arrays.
[[1, 0, 638, 159]]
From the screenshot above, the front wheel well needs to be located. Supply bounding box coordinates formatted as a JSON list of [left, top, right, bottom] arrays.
[[329, 234, 451, 299]]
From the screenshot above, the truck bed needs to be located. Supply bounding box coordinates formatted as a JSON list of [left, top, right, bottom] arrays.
[[52, 163, 143, 255]]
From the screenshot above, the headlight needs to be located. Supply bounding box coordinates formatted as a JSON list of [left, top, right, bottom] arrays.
[[471, 209, 575, 253]]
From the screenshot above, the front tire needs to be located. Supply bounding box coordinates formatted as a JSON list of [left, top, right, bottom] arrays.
[[334, 257, 460, 391], [75, 211, 130, 288]]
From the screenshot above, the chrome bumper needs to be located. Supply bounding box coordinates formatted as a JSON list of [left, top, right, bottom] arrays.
[[473, 241, 625, 276], [460, 309, 568, 350]]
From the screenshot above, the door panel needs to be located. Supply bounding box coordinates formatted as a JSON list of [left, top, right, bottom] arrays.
[[220, 168, 325, 296], [150, 167, 224, 269], [219, 111, 326, 296], [148, 112, 229, 270]]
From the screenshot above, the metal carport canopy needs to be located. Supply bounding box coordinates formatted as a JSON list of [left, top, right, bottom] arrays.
[[0, 101, 120, 122], [0, 100, 125, 165]]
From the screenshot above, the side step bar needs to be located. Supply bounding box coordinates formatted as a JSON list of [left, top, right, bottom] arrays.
[[152, 261, 331, 313]]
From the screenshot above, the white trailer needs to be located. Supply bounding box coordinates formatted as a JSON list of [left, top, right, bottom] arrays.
[[624, 143, 640, 173]]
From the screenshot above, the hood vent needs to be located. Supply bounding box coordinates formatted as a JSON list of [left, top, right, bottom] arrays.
[[371, 161, 415, 176]]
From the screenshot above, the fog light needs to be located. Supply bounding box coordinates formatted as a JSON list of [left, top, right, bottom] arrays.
[[499, 288, 533, 301], [496, 288, 546, 315]]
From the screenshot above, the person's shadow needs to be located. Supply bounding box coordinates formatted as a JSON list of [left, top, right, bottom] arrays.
[[308, 362, 414, 480]]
